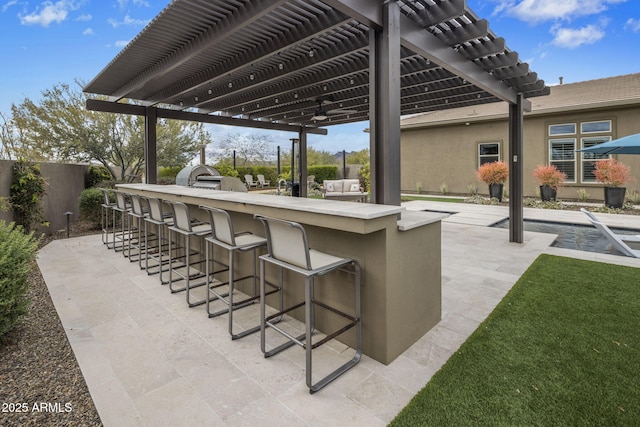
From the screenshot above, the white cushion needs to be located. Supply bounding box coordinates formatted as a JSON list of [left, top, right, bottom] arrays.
[[326, 182, 334, 192], [349, 183, 360, 192]]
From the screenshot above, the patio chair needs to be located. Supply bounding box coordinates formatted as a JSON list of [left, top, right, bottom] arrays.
[[200, 206, 281, 339], [581, 210, 640, 258], [254, 214, 362, 394], [257, 174, 270, 188], [307, 175, 316, 191], [580, 208, 640, 243], [245, 175, 258, 189], [166, 201, 212, 306]]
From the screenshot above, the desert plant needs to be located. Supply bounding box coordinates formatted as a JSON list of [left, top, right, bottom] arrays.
[[532, 164, 566, 189], [85, 165, 113, 188], [476, 161, 509, 185], [626, 189, 640, 204], [467, 184, 478, 195], [0, 221, 39, 341], [594, 158, 632, 187], [416, 181, 423, 194], [576, 189, 589, 202], [439, 182, 449, 194], [10, 159, 48, 233], [79, 188, 105, 228]]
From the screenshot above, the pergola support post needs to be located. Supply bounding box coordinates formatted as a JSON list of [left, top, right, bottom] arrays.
[[299, 130, 308, 198], [369, 1, 401, 206], [145, 107, 158, 184], [508, 93, 524, 243]]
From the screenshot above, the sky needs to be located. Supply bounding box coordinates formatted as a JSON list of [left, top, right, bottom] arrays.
[[2, 0, 640, 155]]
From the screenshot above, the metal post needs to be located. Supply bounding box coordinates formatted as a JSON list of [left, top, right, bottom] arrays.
[[144, 107, 157, 184], [63, 211, 74, 238], [343, 149, 347, 178], [369, 1, 401, 205], [233, 150, 236, 170], [509, 94, 524, 243], [277, 146, 281, 177]]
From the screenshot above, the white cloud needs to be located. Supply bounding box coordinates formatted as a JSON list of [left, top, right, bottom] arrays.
[[2, 0, 18, 13], [551, 24, 605, 48], [115, 40, 130, 47], [117, 0, 150, 9], [107, 14, 149, 28], [76, 13, 92, 22], [495, 0, 627, 24], [19, 1, 79, 27], [625, 18, 640, 32], [82, 27, 93, 36]]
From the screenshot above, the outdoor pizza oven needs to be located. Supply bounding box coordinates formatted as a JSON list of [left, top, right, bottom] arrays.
[[175, 164, 222, 189]]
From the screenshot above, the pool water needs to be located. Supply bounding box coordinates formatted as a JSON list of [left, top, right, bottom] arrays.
[[492, 219, 640, 256]]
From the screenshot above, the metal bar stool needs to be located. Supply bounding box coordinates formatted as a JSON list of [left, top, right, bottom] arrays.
[[143, 196, 174, 282], [99, 188, 116, 249], [200, 206, 281, 340], [112, 191, 132, 254], [254, 214, 362, 394], [127, 194, 151, 268], [166, 201, 211, 307]]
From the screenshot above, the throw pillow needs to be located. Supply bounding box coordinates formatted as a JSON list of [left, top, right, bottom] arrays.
[[350, 183, 360, 192]]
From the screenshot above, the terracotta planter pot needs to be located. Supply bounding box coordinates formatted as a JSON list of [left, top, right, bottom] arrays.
[[604, 187, 626, 209], [489, 183, 503, 202], [540, 185, 557, 202]]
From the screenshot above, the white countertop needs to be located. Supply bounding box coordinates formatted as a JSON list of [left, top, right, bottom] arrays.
[[118, 184, 403, 221]]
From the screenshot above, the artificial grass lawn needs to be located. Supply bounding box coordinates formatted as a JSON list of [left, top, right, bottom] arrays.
[[390, 254, 640, 426]]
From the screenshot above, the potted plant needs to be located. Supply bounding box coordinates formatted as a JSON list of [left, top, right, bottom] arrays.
[[594, 158, 633, 208], [532, 164, 566, 202], [476, 161, 509, 202]]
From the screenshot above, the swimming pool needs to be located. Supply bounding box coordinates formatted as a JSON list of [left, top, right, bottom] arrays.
[[492, 219, 640, 256]]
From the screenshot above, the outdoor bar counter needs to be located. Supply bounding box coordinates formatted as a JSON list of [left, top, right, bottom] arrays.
[[118, 183, 444, 364]]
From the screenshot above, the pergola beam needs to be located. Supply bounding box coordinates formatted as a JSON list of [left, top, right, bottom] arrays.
[[85, 99, 327, 135], [322, 0, 531, 110]]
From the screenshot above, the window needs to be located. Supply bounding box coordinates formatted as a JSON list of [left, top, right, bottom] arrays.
[[549, 123, 576, 135], [581, 121, 611, 134], [478, 142, 500, 167], [550, 138, 576, 182], [581, 136, 611, 182], [547, 119, 613, 184]]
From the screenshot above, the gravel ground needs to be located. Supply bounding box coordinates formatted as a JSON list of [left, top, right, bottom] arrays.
[[0, 222, 102, 427]]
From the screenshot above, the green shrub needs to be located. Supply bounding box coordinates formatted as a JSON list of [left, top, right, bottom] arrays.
[[10, 159, 48, 233], [308, 165, 337, 183], [85, 165, 113, 188], [79, 188, 106, 228], [0, 221, 39, 341], [214, 162, 240, 178], [158, 166, 183, 179], [358, 163, 370, 192]]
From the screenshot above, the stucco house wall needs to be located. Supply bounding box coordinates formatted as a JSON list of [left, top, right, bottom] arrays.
[[401, 73, 640, 201]]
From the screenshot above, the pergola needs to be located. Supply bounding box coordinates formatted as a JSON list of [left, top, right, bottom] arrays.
[[83, 0, 548, 242]]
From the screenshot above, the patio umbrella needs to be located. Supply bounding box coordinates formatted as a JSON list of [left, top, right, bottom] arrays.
[[578, 133, 640, 155]]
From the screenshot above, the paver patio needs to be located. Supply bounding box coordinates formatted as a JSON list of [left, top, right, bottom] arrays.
[[36, 202, 640, 425]]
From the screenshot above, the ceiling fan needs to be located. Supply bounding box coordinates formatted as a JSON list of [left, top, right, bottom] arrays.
[[308, 98, 358, 121]]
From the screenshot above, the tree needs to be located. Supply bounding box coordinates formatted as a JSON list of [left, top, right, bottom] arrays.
[[280, 146, 338, 167], [9, 81, 208, 180], [346, 148, 370, 165], [213, 133, 275, 166]]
